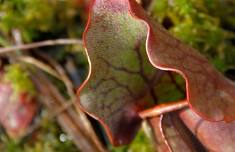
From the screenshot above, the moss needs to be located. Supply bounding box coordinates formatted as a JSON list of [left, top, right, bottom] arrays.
[[150, 0, 235, 71], [3, 64, 36, 98]]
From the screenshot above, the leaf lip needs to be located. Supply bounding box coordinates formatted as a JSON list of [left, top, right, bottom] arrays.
[[158, 115, 173, 152], [77, 0, 188, 146], [78, 0, 233, 146], [127, 0, 235, 123], [127, 0, 197, 120], [77, 0, 115, 145], [77, 0, 135, 146]]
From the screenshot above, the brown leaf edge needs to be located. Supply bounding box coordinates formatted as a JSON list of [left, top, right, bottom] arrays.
[[148, 113, 206, 152], [127, 0, 235, 122]]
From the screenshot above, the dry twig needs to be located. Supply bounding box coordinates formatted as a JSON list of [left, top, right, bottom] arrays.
[[32, 70, 106, 152], [19, 56, 61, 80], [0, 39, 82, 54]]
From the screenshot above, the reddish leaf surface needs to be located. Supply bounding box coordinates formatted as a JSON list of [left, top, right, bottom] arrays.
[[0, 83, 37, 138], [149, 109, 235, 152], [78, 0, 235, 145], [148, 117, 170, 152], [149, 113, 205, 152], [179, 108, 235, 152], [127, 0, 235, 122]]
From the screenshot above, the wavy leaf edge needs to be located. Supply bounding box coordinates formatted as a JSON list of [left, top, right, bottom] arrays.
[[77, 0, 235, 145]]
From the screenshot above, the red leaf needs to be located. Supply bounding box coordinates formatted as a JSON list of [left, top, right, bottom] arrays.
[[148, 116, 171, 152], [78, 0, 235, 145], [78, 0, 164, 145], [179, 108, 235, 152], [128, 0, 235, 122], [149, 113, 205, 152]]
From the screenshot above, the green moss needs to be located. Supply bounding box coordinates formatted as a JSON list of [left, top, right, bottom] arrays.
[[3, 64, 36, 98], [150, 0, 235, 71], [0, 0, 84, 42]]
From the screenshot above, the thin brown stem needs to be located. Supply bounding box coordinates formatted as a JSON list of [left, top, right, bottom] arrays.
[[139, 100, 188, 119], [19, 56, 61, 80], [35, 52, 75, 100], [0, 39, 82, 54]]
